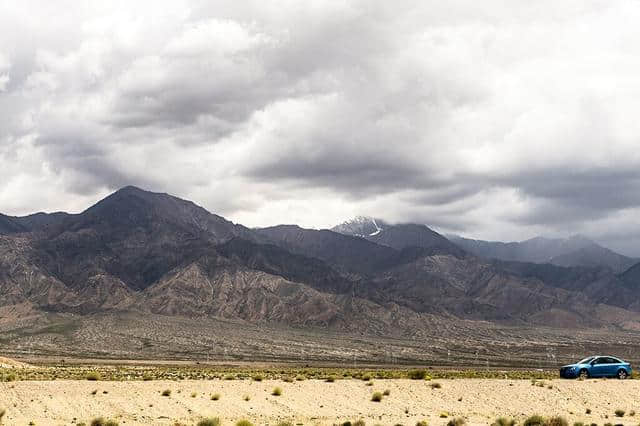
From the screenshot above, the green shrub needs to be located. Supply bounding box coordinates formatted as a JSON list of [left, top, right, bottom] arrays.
[[272, 387, 282, 396], [523, 415, 545, 426], [90, 418, 119, 426], [371, 392, 383, 402], [197, 418, 221, 426], [161, 389, 171, 397], [383, 389, 390, 396], [4, 373, 16, 382], [252, 374, 263, 382], [447, 418, 466, 426], [283, 377, 294, 383], [86, 372, 101, 381], [416, 421, 428, 426], [544, 416, 568, 426], [236, 420, 254, 426], [492, 418, 516, 426], [439, 412, 449, 418], [573, 422, 585, 426], [325, 376, 336, 382], [614, 409, 625, 417], [295, 374, 306, 381], [408, 369, 427, 380], [341, 421, 365, 426]]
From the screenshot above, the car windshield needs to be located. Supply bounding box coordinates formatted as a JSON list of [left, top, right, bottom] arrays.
[[577, 356, 595, 364]]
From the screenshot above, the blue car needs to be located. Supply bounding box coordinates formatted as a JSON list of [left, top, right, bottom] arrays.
[[559, 355, 632, 379]]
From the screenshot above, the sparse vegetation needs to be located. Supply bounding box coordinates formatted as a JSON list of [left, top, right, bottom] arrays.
[[252, 374, 263, 382], [161, 389, 171, 397], [545, 416, 568, 426], [408, 369, 427, 380], [383, 389, 390, 396], [85, 371, 101, 381], [416, 421, 428, 426], [439, 412, 449, 418], [276, 422, 293, 426], [585, 408, 591, 414], [446, 418, 466, 426], [197, 418, 220, 426], [371, 391, 383, 402], [211, 393, 220, 400], [272, 386, 282, 396], [523, 415, 545, 426], [191, 392, 197, 398], [430, 382, 442, 389], [615, 409, 625, 417], [492, 418, 516, 426], [325, 376, 336, 382], [243, 394, 251, 401], [90, 418, 119, 426], [236, 420, 254, 426]]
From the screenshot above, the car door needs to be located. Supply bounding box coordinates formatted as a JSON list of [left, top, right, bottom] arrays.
[[604, 357, 620, 376], [590, 357, 608, 377]]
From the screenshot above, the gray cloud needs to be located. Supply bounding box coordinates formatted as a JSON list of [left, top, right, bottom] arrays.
[[2, 1, 640, 255]]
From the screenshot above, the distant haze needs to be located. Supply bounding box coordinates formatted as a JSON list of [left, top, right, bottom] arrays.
[[2, 1, 640, 256]]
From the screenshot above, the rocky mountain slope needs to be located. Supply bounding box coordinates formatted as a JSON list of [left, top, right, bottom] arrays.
[[449, 234, 637, 273], [1, 187, 640, 342]]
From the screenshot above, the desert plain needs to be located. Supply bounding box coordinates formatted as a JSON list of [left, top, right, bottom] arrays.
[[2, 372, 640, 426]]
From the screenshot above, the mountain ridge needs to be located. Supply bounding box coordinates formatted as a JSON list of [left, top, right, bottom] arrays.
[[1, 187, 640, 341]]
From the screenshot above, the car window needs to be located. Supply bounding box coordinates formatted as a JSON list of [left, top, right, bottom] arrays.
[[592, 357, 605, 364], [605, 357, 619, 364], [578, 356, 595, 364]]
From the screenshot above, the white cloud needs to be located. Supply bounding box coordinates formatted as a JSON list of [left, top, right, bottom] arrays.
[[2, 1, 640, 255]]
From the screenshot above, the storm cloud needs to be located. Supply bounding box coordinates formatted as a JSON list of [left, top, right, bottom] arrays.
[[2, 0, 640, 255]]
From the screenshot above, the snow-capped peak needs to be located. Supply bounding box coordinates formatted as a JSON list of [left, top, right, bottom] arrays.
[[331, 216, 385, 238]]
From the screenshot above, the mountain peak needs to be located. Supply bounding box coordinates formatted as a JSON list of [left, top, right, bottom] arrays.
[[331, 216, 386, 237]]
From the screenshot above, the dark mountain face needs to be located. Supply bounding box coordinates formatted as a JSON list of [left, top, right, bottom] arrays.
[[255, 225, 400, 274], [1, 186, 640, 337], [31, 186, 257, 291], [620, 262, 640, 289], [0, 214, 28, 234]]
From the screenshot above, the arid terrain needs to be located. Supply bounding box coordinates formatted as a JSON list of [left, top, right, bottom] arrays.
[[2, 376, 640, 425]]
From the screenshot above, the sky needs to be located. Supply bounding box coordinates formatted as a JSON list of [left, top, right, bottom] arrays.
[[2, 1, 640, 255]]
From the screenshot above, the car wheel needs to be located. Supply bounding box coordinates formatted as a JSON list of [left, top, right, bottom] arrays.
[[617, 369, 628, 380], [578, 369, 589, 379]]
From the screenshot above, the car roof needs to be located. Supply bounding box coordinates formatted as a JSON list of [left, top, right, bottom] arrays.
[[588, 355, 623, 361]]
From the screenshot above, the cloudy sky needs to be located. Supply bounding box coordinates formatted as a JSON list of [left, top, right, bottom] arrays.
[[2, 1, 640, 255]]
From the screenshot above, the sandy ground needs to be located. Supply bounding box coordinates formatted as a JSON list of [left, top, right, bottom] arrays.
[[1, 378, 640, 425], [0, 357, 30, 369]]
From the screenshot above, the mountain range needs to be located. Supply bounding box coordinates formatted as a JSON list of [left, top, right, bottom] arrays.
[[2, 186, 640, 359]]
